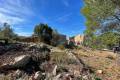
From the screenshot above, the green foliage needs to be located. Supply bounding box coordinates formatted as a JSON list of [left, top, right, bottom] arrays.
[[34, 23, 53, 44], [82, 0, 120, 49], [84, 32, 120, 49], [95, 77, 102, 80], [0, 23, 17, 40], [82, 0, 117, 21], [99, 32, 119, 48]]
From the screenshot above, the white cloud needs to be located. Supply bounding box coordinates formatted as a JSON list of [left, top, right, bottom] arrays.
[[0, 0, 34, 25], [0, 0, 34, 36], [0, 13, 25, 25], [17, 32, 32, 36], [13, 27, 24, 31], [13, 26, 32, 36], [56, 13, 72, 22]]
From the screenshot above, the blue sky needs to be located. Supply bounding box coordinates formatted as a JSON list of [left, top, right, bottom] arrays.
[[0, 0, 86, 37]]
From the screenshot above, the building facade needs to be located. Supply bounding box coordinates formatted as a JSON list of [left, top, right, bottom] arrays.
[[74, 34, 84, 46]]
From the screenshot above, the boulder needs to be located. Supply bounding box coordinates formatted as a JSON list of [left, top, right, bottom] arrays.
[[28, 43, 51, 54], [14, 69, 24, 79], [73, 70, 80, 77], [62, 73, 72, 80], [53, 74, 61, 80], [82, 75, 88, 80], [34, 71, 46, 80], [28, 45, 37, 51], [0, 63, 14, 73], [96, 70, 103, 74], [52, 65, 57, 76], [13, 55, 31, 68]]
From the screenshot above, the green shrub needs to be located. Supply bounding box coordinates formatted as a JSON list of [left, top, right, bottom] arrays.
[[95, 77, 102, 80]]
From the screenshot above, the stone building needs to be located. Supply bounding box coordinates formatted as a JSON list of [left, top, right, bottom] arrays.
[[74, 34, 84, 45]]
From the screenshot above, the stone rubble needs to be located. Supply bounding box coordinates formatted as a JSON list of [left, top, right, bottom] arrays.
[[0, 43, 95, 80]]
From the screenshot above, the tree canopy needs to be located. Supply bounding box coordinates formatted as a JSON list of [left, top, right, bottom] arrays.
[[82, 0, 120, 49], [0, 23, 17, 40], [34, 23, 53, 44]]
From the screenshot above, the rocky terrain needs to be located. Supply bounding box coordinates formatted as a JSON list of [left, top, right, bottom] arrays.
[[0, 43, 120, 80]]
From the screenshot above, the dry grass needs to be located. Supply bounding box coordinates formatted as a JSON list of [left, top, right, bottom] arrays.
[[50, 52, 78, 65], [57, 44, 65, 50], [0, 75, 12, 80], [106, 55, 116, 60], [51, 48, 120, 80], [0, 74, 30, 80], [75, 49, 120, 80]]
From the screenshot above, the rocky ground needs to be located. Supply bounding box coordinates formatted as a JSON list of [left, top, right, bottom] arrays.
[[0, 43, 120, 80]]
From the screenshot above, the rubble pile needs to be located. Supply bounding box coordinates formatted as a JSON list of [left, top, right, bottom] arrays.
[[0, 43, 25, 55], [0, 43, 95, 80]]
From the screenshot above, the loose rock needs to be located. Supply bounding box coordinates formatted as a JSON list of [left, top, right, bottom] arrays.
[[13, 55, 31, 68]]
